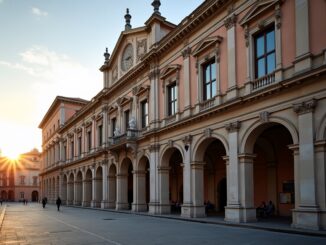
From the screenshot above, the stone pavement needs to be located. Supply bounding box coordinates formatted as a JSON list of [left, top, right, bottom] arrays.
[[0, 203, 326, 245]]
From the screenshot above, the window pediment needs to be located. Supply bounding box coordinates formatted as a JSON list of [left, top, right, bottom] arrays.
[[117, 96, 132, 107], [192, 36, 223, 57], [239, 0, 282, 26], [160, 65, 181, 80], [133, 85, 150, 97]]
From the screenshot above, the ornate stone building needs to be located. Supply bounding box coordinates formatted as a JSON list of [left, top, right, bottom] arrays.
[[39, 0, 326, 230], [0, 149, 41, 202]]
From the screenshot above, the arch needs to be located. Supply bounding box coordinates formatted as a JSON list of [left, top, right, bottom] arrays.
[[62, 174, 68, 204], [240, 117, 299, 153], [75, 171, 83, 206], [160, 144, 184, 168], [193, 133, 229, 162], [317, 113, 326, 140], [31, 191, 39, 202], [1, 190, 7, 200], [193, 135, 229, 162], [108, 163, 117, 209], [137, 155, 150, 211], [94, 166, 103, 207], [83, 168, 93, 207]]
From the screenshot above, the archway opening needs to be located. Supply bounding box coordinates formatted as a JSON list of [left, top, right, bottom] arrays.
[[68, 173, 74, 205], [108, 164, 117, 209], [31, 191, 39, 202], [169, 149, 183, 214], [76, 171, 83, 206], [252, 124, 294, 220], [120, 158, 133, 210], [95, 167, 103, 208], [1, 190, 8, 200], [62, 175, 67, 205], [138, 156, 150, 211], [84, 169, 92, 207], [202, 139, 227, 216], [8, 190, 14, 201]]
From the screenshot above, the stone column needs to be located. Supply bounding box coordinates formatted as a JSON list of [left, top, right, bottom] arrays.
[[224, 14, 238, 100], [73, 171, 78, 205], [182, 47, 191, 117], [149, 67, 160, 129], [116, 173, 128, 210], [292, 99, 321, 230], [132, 170, 147, 212], [238, 154, 256, 222], [102, 106, 108, 148], [82, 170, 87, 207], [158, 166, 170, 214], [191, 161, 205, 217], [101, 162, 108, 208], [224, 121, 242, 222], [91, 166, 96, 207], [148, 144, 160, 214], [108, 170, 116, 209], [294, 0, 311, 73]]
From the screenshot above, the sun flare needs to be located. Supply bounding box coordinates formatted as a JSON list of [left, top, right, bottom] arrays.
[[3, 149, 21, 161]]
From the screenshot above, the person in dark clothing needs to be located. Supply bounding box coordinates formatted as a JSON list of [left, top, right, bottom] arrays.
[[42, 198, 47, 208], [56, 197, 62, 211]]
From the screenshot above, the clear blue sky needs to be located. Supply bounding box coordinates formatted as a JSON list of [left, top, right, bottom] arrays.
[[0, 0, 203, 156]]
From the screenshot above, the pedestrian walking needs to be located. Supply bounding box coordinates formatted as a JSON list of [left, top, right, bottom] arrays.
[[56, 197, 62, 211], [42, 198, 47, 208]]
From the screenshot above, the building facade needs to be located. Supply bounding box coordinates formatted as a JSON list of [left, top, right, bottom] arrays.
[[0, 149, 41, 202], [39, 0, 326, 230]]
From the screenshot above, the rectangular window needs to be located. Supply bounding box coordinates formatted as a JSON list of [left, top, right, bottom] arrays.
[[141, 100, 149, 128], [63, 145, 67, 161], [111, 118, 116, 136], [33, 176, 38, 186], [125, 110, 130, 131], [202, 59, 216, 100], [70, 140, 74, 159], [20, 176, 25, 185], [98, 125, 103, 146], [78, 136, 82, 156], [20, 192, 24, 199], [87, 131, 92, 152], [255, 26, 275, 78], [167, 83, 177, 116]]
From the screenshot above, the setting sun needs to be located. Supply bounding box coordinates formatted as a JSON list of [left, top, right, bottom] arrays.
[[3, 149, 21, 161]]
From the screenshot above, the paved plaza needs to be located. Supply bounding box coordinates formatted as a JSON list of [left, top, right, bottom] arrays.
[[0, 203, 326, 245]]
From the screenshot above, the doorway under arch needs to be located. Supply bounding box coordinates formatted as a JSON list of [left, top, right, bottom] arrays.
[[31, 190, 39, 202]]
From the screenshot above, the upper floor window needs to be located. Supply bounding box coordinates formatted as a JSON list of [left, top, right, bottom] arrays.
[[98, 125, 103, 146], [167, 82, 177, 116], [124, 110, 130, 131], [78, 136, 82, 156], [20, 176, 25, 185], [141, 100, 148, 128], [87, 131, 92, 152], [203, 59, 216, 100], [63, 145, 67, 161], [33, 176, 38, 186], [70, 140, 74, 158], [111, 118, 116, 136], [255, 26, 275, 78]]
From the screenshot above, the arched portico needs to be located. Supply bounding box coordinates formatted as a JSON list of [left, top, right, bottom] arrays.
[[116, 158, 133, 210], [242, 123, 295, 221], [159, 147, 183, 214], [1, 190, 7, 200], [194, 138, 227, 216], [83, 169, 92, 207], [62, 175, 67, 204], [31, 191, 39, 202], [133, 156, 150, 211], [92, 166, 103, 208], [67, 173, 74, 205], [75, 171, 83, 206], [108, 164, 117, 209]]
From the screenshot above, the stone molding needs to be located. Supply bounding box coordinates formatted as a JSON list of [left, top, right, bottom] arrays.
[[224, 14, 237, 30], [225, 121, 241, 132], [293, 99, 317, 115], [259, 111, 270, 123]]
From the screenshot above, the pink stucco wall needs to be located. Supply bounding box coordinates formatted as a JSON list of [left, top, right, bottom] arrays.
[[310, 0, 326, 55]]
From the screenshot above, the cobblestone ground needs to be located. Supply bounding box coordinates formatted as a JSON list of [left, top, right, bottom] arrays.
[[0, 203, 325, 245]]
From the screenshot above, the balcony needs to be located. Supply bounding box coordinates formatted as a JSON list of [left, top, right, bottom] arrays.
[[252, 72, 275, 90], [108, 128, 140, 151], [200, 98, 215, 111]]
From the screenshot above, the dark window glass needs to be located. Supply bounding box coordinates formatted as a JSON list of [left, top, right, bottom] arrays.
[[203, 59, 216, 100], [78, 137, 82, 156], [98, 125, 103, 146], [141, 100, 148, 128], [111, 118, 116, 136], [71, 141, 74, 158], [167, 83, 177, 116], [255, 26, 275, 78], [125, 110, 130, 131], [87, 131, 91, 151]]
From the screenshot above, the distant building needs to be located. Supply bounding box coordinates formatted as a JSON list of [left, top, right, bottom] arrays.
[[0, 149, 41, 202], [39, 0, 326, 231]]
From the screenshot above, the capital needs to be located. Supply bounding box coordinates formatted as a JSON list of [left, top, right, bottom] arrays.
[[225, 121, 241, 132], [293, 99, 317, 115]]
